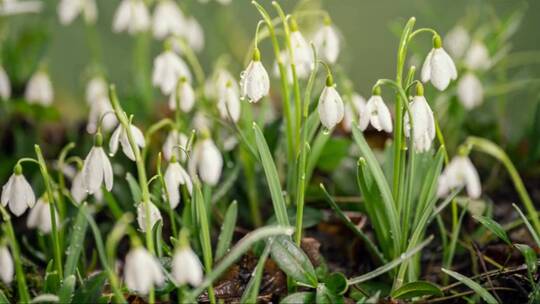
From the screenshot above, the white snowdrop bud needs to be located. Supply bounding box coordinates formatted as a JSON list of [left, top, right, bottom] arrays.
[[457, 72, 483, 110], [82, 133, 114, 195], [421, 35, 458, 91], [172, 246, 203, 286], [152, 0, 184, 40], [109, 124, 146, 161], [365, 88, 393, 133], [164, 161, 192, 209], [137, 202, 162, 232], [317, 75, 344, 130], [27, 197, 59, 234], [0, 66, 11, 100], [113, 0, 150, 35], [404, 84, 435, 153], [189, 138, 223, 186], [313, 17, 340, 64], [240, 48, 270, 103], [464, 41, 490, 71], [169, 77, 195, 112], [0, 246, 14, 284], [343, 93, 368, 132], [25, 70, 54, 106], [444, 25, 470, 59], [1, 165, 35, 217], [289, 18, 313, 78], [124, 247, 165, 294], [58, 0, 97, 26], [152, 50, 192, 95], [438, 155, 481, 199]]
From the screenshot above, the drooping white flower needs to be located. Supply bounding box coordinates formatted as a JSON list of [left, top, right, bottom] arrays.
[[0, 246, 13, 284], [189, 138, 223, 186], [205, 68, 237, 100], [421, 36, 457, 91], [86, 77, 117, 134], [169, 77, 195, 112], [109, 124, 146, 161], [152, 50, 192, 95], [365, 93, 393, 133], [318, 77, 344, 130], [184, 16, 204, 52], [1, 168, 35, 217], [444, 25, 470, 59], [240, 49, 270, 103], [217, 82, 241, 123], [0, 0, 42, 15], [192, 111, 212, 133], [0, 66, 11, 100], [136, 202, 162, 232], [70, 168, 104, 204], [162, 130, 188, 162], [404, 92, 435, 153], [172, 247, 203, 286], [289, 22, 313, 78], [82, 140, 114, 195], [164, 162, 192, 209], [457, 72, 483, 110], [86, 76, 108, 105], [464, 41, 490, 71], [58, 0, 97, 25], [152, 0, 184, 40], [124, 247, 165, 294], [438, 155, 481, 199], [313, 20, 340, 64], [113, 0, 150, 35], [27, 197, 59, 234], [25, 70, 54, 105], [343, 93, 368, 132]]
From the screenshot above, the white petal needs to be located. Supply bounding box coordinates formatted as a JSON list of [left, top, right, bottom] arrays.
[[99, 148, 114, 191], [421, 49, 434, 83], [109, 126, 122, 156], [83, 147, 104, 194], [137, 202, 162, 232], [0, 246, 14, 284]]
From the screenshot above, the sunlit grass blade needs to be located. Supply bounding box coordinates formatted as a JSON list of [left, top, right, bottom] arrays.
[[215, 201, 238, 260], [441, 268, 498, 304]]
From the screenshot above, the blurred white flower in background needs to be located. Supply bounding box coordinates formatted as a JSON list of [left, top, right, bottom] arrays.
[[0, 66, 11, 100], [109, 124, 146, 161], [464, 41, 490, 71], [183, 16, 205, 52], [1, 167, 35, 217], [444, 25, 470, 59], [113, 0, 150, 35], [172, 246, 203, 286], [457, 72, 484, 109], [25, 70, 54, 106], [313, 19, 340, 64], [124, 247, 165, 294], [0, 246, 13, 284], [169, 77, 195, 112], [0, 0, 42, 16], [343, 93, 368, 132], [365, 94, 393, 133], [27, 197, 59, 234], [217, 81, 241, 122], [290, 27, 314, 78], [86, 77, 117, 134], [189, 138, 223, 186], [438, 155, 481, 199], [58, 0, 97, 25], [137, 202, 162, 232], [152, 50, 192, 95], [152, 0, 184, 40], [162, 130, 188, 162]]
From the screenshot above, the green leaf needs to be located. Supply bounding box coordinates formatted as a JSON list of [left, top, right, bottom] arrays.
[[441, 268, 498, 304], [126, 172, 142, 203], [253, 123, 290, 226], [30, 294, 59, 303], [391, 281, 442, 300], [44, 268, 60, 294], [0, 290, 9, 304], [72, 272, 108, 304], [316, 283, 344, 304], [473, 215, 512, 246], [215, 201, 238, 260], [514, 244, 537, 275], [512, 203, 540, 248], [153, 220, 164, 257], [324, 272, 348, 295], [58, 275, 76, 304], [270, 235, 318, 287], [64, 204, 88, 279], [280, 292, 315, 304], [240, 241, 272, 303]]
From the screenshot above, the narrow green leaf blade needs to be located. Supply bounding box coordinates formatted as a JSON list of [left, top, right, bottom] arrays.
[[240, 241, 272, 303], [215, 201, 238, 260], [441, 268, 498, 304], [514, 244, 537, 275], [72, 272, 108, 304], [280, 292, 315, 304], [391, 281, 442, 300], [58, 275, 76, 304], [473, 215, 512, 246], [64, 204, 88, 279]]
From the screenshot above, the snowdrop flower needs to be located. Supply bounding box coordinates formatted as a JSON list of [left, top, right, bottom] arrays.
[[136, 202, 162, 232], [152, 50, 192, 95], [86, 77, 117, 134], [169, 77, 195, 112], [404, 85, 435, 153], [464, 41, 490, 71], [152, 0, 184, 40], [25, 70, 54, 105], [438, 155, 481, 199], [86, 76, 108, 105], [0, 0, 42, 15], [172, 246, 203, 286], [58, 0, 97, 25], [70, 169, 104, 204], [82, 133, 113, 195], [240, 48, 270, 103], [205, 68, 237, 100], [124, 247, 165, 294], [109, 124, 146, 161], [318, 75, 344, 130], [192, 111, 212, 133], [313, 17, 340, 64], [421, 35, 457, 91], [189, 138, 223, 186], [289, 19, 313, 78], [184, 17, 204, 52], [163, 130, 188, 162], [444, 25, 470, 59], [0, 66, 11, 100], [164, 161, 192, 209], [457, 72, 483, 109], [343, 93, 368, 132], [217, 81, 241, 123], [27, 197, 59, 234], [0, 246, 13, 284], [113, 0, 150, 35], [365, 88, 393, 133], [1, 165, 35, 217]]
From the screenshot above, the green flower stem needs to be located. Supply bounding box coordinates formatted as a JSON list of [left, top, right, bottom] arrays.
[[466, 136, 540, 235], [0, 206, 31, 303], [252, 1, 295, 182], [34, 145, 63, 279], [109, 85, 156, 303], [156, 153, 178, 239], [57, 142, 76, 219]]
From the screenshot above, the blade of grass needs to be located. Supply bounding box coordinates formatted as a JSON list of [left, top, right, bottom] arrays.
[[240, 240, 273, 303], [441, 268, 498, 304], [215, 201, 238, 260], [64, 204, 89, 279], [512, 203, 540, 248]]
